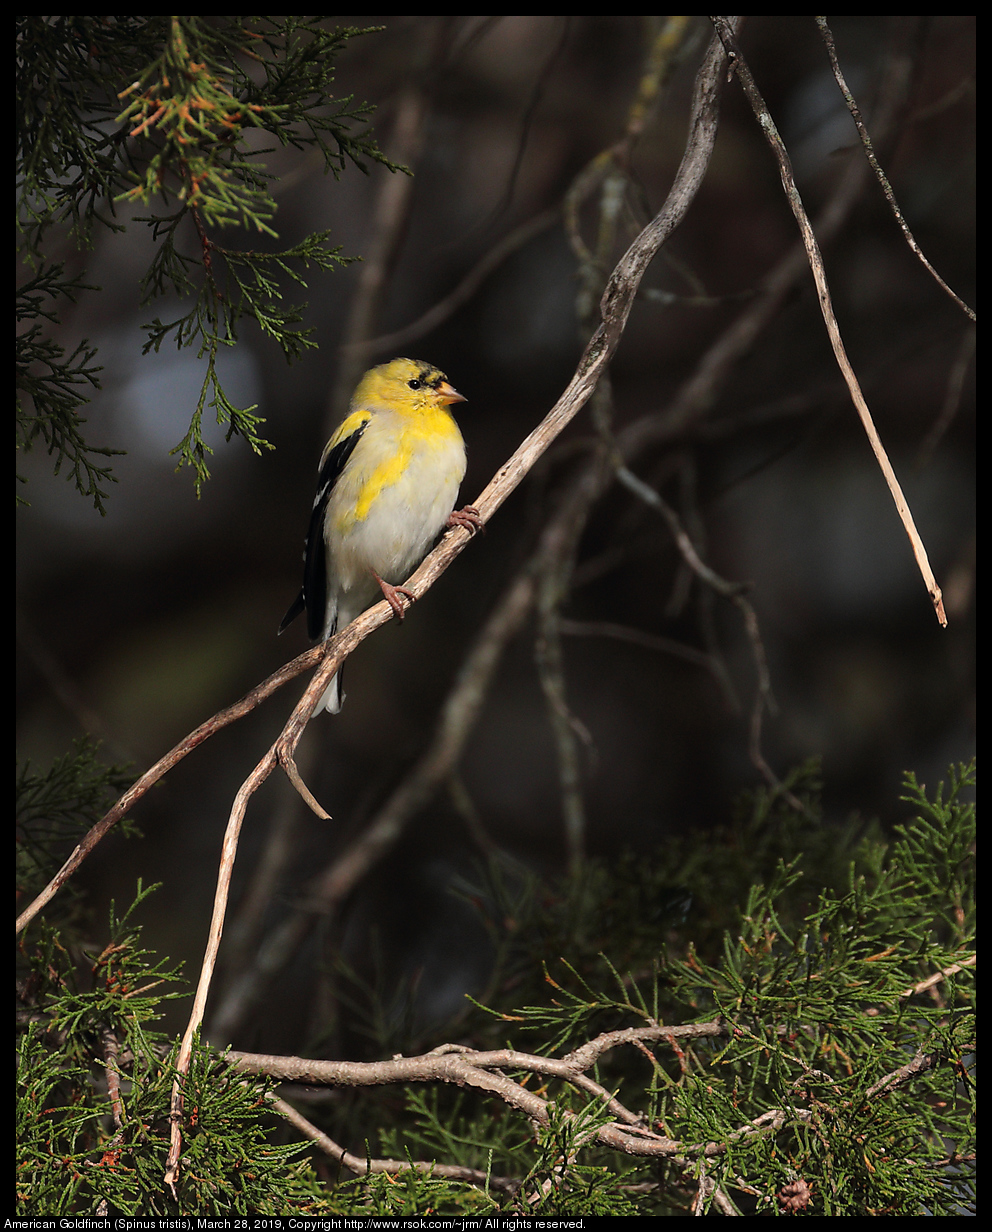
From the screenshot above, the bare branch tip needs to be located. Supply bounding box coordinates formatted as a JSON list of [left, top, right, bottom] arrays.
[[281, 752, 332, 820]]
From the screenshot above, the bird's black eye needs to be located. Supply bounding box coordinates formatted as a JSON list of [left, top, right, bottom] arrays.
[[407, 379, 422, 390]]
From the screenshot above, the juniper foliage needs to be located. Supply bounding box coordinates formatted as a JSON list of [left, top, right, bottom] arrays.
[[16, 755, 975, 1215], [16, 16, 397, 505]]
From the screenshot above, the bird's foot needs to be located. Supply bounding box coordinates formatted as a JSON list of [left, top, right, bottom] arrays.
[[446, 505, 484, 534], [374, 572, 416, 621]]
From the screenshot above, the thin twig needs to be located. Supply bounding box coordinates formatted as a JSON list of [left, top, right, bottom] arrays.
[[165, 758, 277, 1189], [900, 951, 976, 1000], [863, 1047, 941, 1101], [615, 463, 809, 811], [558, 618, 740, 711], [99, 1027, 125, 1130], [814, 16, 975, 322], [269, 1091, 521, 1194], [710, 16, 947, 628], [216, 742, 325, 994], [350, 207, 562, 355], [916, 325, 976, 468], [282, 754, 332, 820], [562, 1019, 726, 1071], [165, 634, 357, 1188], [616, 466, 748, 599]]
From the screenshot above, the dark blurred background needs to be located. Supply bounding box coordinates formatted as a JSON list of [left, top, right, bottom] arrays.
[[16, 16, 974, 1054]]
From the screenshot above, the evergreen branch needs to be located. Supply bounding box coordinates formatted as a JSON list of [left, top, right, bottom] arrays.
[[114, 17, 399, 226], [15, 330, 112, 507], [16, 740, 134, 907], [17, 757, 975, 1213], [17, 17, 391, 504], [220, 757, 974, 1214], [16, 266, 119, 511]]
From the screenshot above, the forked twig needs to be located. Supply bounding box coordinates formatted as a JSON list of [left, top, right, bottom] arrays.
[[226, 1019, 944, 1174]]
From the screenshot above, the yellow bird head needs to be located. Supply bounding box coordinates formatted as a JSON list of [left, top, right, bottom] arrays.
[[352, 357, 467, 415]]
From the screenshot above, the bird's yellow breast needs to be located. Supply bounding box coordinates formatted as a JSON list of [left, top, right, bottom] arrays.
[[325, 405, 466, 589], [342, 405, 463, 524]]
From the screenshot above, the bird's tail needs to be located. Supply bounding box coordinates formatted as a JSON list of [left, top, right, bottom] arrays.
[[315, 669, 344, 715], [313, 596, 344, 715]]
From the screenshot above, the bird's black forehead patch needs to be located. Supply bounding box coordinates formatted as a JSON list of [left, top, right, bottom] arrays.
[[412, 360, 446, 388]]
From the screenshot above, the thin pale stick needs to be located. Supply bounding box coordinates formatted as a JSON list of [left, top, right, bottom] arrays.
[[710, 16, 946, 627]]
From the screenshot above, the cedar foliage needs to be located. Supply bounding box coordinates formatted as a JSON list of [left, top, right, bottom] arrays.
[[17, 758, 975, 1215], [17, 15, 397, 502]]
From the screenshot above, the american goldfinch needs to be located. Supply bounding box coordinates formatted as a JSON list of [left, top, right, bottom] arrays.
[[280, 357, 482, 714]]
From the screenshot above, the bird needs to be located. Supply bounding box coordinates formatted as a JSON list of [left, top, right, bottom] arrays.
[[280, 357, 482, 714]]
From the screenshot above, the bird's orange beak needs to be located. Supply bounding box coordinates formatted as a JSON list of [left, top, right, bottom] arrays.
[[436, 381, 467, 405]]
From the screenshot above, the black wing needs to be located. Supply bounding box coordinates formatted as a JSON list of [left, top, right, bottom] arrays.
[[279, 416, 370, 639]]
